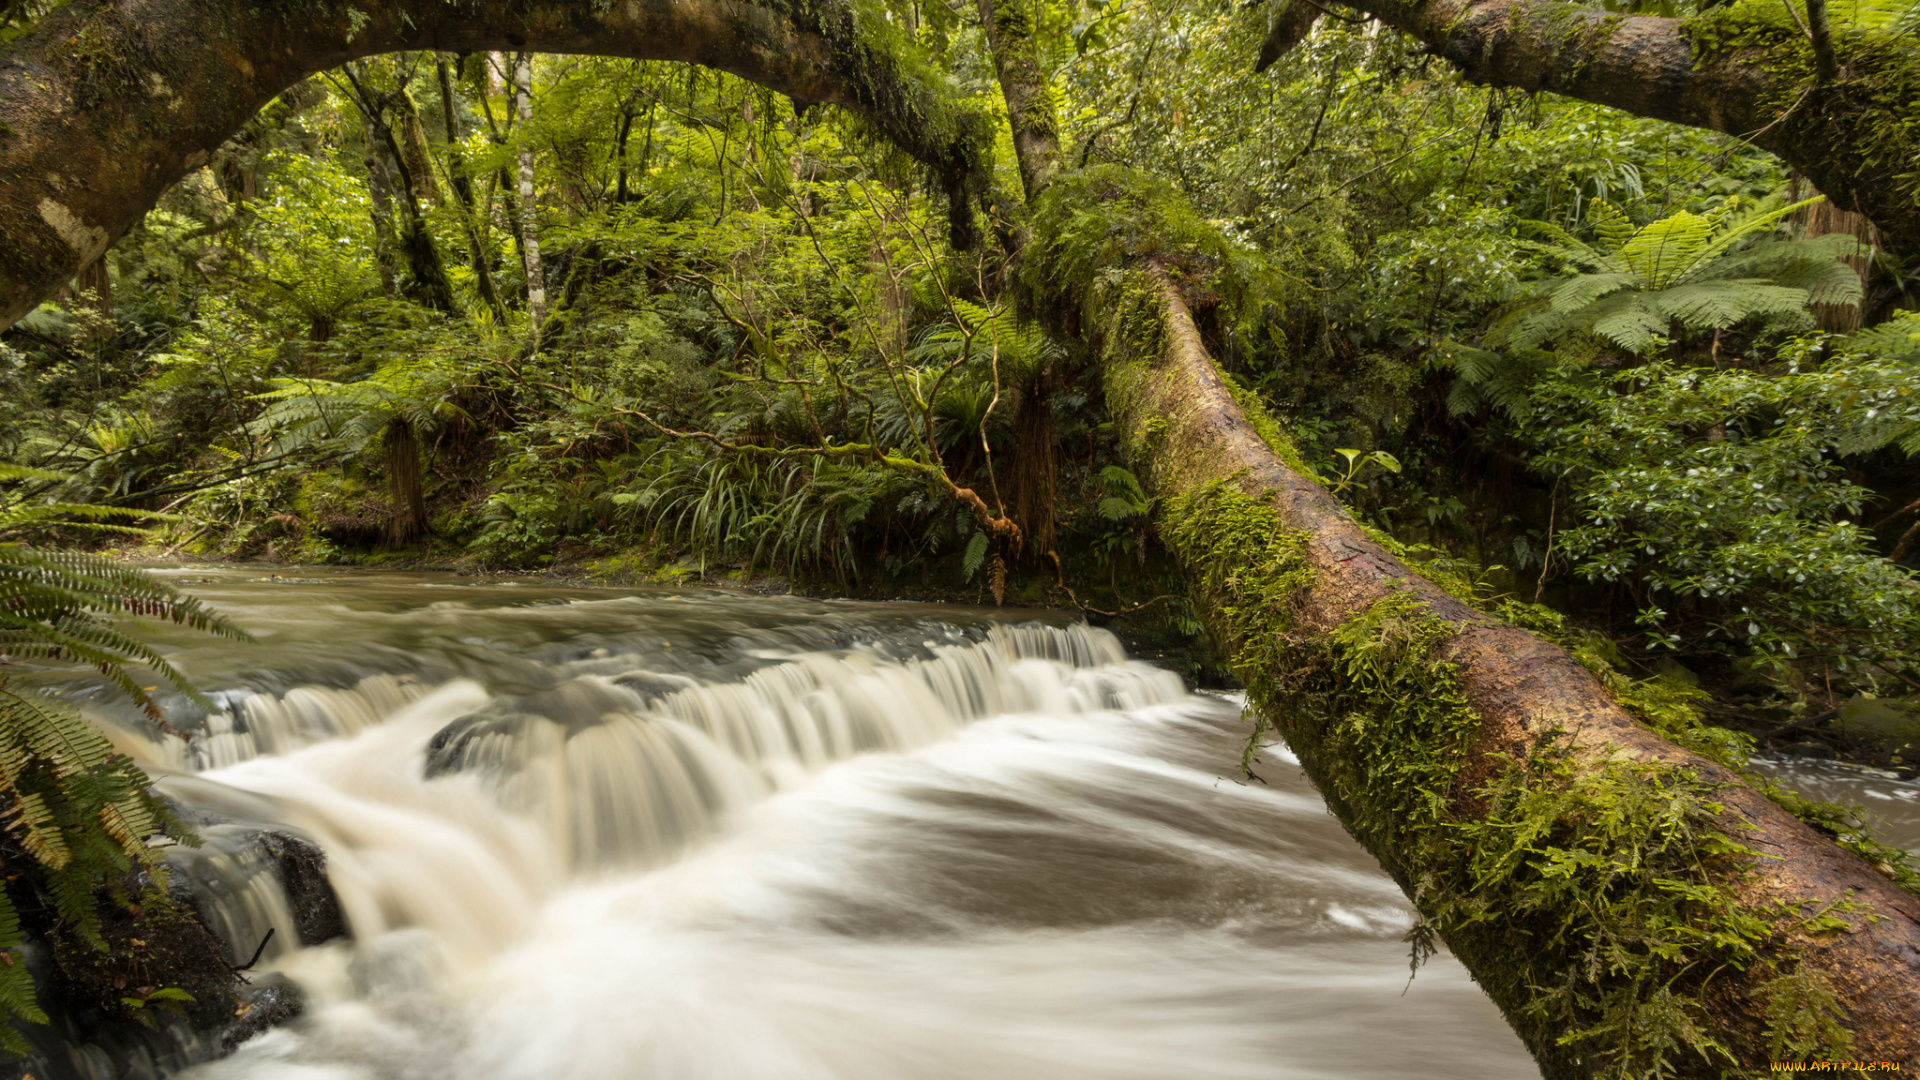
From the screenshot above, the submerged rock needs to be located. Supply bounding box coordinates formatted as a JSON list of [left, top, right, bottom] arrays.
[[256, 832, 346, 948], [219, 980, 304, 1056]]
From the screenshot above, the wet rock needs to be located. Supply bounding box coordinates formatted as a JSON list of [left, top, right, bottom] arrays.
[[258, 832, 347, 948], [1835, 694, 1920, 766], [219, 980, 304, 1056]]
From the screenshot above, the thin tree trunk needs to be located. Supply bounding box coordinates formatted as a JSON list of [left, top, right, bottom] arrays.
[[74, 257, 110, 319], [514, 52, 547, 339], [345, 64, 457, 314], [361, 127, 403, 300], [1009, 379, 1058, 559], [973, 0, 1059, 202], [436, 57, 509, 324], [614, 109, 636, 206]]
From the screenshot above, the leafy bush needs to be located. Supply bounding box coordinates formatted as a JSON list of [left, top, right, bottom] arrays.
[[1525, 353, 1920, 682]]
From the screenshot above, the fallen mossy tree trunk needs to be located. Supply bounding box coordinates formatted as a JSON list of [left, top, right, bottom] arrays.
[[1082, 259, 1920, 1073], [959, 0, 1920, 1053]]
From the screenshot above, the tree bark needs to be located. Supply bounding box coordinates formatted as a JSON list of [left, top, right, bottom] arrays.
[[1268, 0, 1920, 260], [435, 57, 509, 325], [0, 0, 991, 329], [1101, 266, 1920, 1072], [385, 416, 428, 546], [512, 53, 547, 339], [974, 0, 1060, 203], [971, 1, 1920, 1069]]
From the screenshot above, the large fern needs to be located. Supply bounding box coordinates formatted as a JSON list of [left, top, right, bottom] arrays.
[[1490, 196, 1863, 355], [0, 484, 246, 1055]]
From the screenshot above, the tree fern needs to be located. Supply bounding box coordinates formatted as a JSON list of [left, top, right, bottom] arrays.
[[1491, 196, 1863, 356], [1443, 198, 1867, 418]]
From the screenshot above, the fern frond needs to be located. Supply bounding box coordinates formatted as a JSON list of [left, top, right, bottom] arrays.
[[5, 788, 71, 869], [1550, 273, 1638, 314], [1486, 298, 1569, 353], [0, 464, 74, 485], [1618, 209, 1724, 288], [1655, 281, 1811, 331], [961, 530, 989, 582], [1585, 293, 1671, 353], [1671, 195, 1825, 284], [1586, 201, 1637, 248], [1514, 220, 1616, 272], [0, 881, 47, 1054]]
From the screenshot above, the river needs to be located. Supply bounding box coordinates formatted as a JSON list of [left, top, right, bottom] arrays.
[[43, 569, 1920, 1078]]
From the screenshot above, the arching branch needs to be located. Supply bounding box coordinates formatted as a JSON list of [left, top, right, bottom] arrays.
[[0, 0, 994, 328], [1256, 0, 1920, 259]]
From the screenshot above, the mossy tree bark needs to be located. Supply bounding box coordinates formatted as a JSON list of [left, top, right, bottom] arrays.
[[0, 0, 992, 330], [1099, 267, 1920, 1073], [969, 2, 1920, 1071], [1261, 0, 1920, 260], [511, 52, 548, 340], [974, 0, 1059, 203]]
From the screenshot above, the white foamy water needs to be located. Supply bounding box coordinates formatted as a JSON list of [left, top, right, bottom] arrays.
[[63, 571, 1543, 1079]]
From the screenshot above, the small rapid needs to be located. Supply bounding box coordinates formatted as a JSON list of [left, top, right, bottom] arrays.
[[53, 570, 1555, 1078]]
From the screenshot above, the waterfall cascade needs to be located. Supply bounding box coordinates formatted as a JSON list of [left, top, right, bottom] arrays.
[[30, 573, 1563, 1079]]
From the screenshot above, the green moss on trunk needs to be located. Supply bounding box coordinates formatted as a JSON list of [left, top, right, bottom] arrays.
[[1157, 482, 1862, 1076]]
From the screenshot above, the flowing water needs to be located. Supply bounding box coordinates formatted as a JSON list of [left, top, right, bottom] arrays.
[[46, 567, 1910, 1080]]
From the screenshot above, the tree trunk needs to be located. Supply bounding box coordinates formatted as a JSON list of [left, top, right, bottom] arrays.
[[360, 129, 403, 301], [348, 66, 457, 314], [974, 0, 1059, 203], [1010, 380, 1058, 560], [74, 257, 111, 320], [1268, 0, 1920, 262], [1792, 175, 1877, 333], [1100, 265, 1920, 1073], [512, 53, 548, 339], [385, 417, 428, 547], [0, 0, 992, 330], [436, 57, 509, 325], [968, 0, 1920, 1069]]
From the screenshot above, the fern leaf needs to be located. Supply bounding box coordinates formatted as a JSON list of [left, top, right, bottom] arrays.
[[1586, 293, 1671, 353], [1619, 210, 1722, 288], [1549, 273, 1638, 314], [1099, 465, 1146, 501], [1514, 220, 1616, 272], [1672, 195, 1825, 284], [961, 531, 989, 582], [5, 788, 71, 869], [1655, 281, 1811, 331]]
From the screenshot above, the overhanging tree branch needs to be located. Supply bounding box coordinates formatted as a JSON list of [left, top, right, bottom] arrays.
[[0, 0, 996, 329], [1255, 0, 1920, 259]]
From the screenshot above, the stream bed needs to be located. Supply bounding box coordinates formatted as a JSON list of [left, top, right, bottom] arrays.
[[43, 568, 1920, 1079]]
